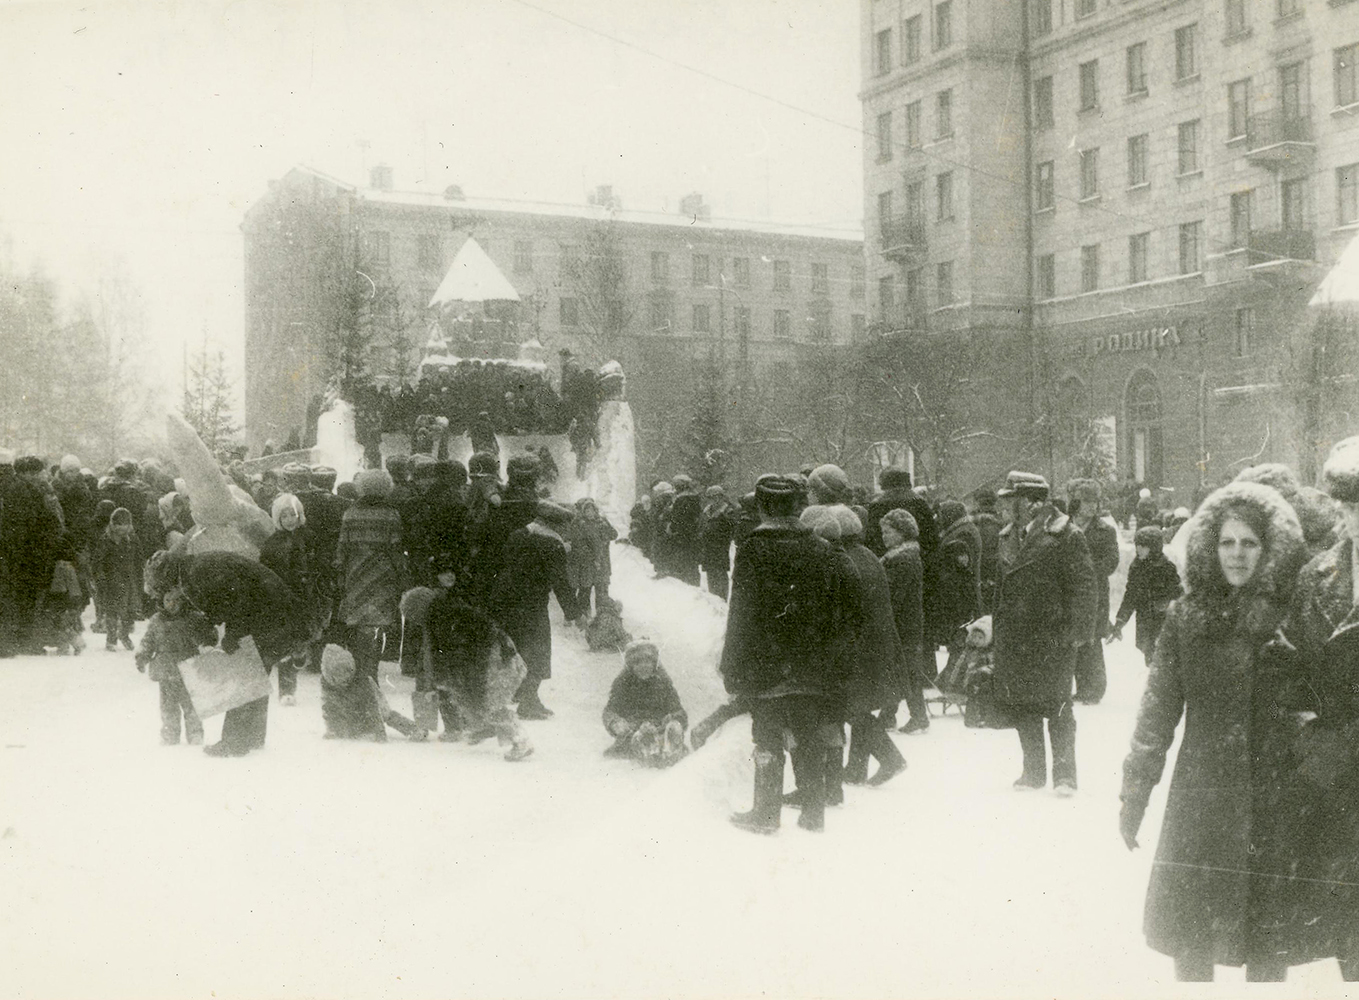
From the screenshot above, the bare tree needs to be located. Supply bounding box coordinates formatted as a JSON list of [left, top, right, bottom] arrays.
[[557, 221, 635, 364]]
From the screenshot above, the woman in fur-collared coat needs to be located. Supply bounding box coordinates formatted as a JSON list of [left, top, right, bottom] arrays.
[[1119, 481, 1307, 982]]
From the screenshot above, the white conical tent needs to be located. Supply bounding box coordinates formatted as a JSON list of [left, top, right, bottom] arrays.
[[1310, 231, 1359, 306], [428, 237, 521, 307]]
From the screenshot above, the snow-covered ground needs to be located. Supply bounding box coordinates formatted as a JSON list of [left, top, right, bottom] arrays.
[[0, 543, 1350, 999]]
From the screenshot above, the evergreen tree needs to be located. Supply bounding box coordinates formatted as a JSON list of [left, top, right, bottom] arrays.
[[681, 359, 731, 486], [181, 338, 240, 455]]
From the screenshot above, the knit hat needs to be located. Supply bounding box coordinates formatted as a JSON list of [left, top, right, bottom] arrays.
[[623, 638, 659, 669], [1133, 525, 1165, 551], [535, 500, 576, 529], [109, 507, 133, 527], [271, 492, 305, 529], [1323, 436, 1359, 503], [799, 503, 842, 542], [320, 644, 357, 687], [880, 507, 919, 542], [59, 454, 81, 473], [354, 468, 394, 499], [830, 503, 863, 540], [807, 464, 852, 505]]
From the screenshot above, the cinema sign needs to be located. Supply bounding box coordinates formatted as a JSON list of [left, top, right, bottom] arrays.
[[1089, 327, 1180, 355]]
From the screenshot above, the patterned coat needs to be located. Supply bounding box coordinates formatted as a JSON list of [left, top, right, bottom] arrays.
[[334, 498, 406, 627]]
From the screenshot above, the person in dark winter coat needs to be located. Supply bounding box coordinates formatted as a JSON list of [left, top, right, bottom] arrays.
[[627, 493, 654, 559], [564, 497, 617, 616], [94, 507, 139, 651], [148, 549, 314, 757], [489, 500, 584, 719], [1109, 526, 1182, 662], [1068, 479, 1122, 704], [468, 454, 539, 603], [1119, 481, 1307, 982], [880, 508, 931, 734], [259, 493, 316, 705], [864, 467, 938, 559], [646, 481, 676, 576], [135, 590, 218, 745], [319, 643, 427, 742], [601, 638, 688, 766], [698, 485, 736, 600], [54, 455, 96, 552], [1, 456, 64, 656], [927, 499, 982, 651], [731, 491, 760, 552], [970, 488, 1003, 615], [661, 474, 703, 586], [992, 471, 1097, 794], [720, 475, 843, 834], [1269, 438, 1359, 980]]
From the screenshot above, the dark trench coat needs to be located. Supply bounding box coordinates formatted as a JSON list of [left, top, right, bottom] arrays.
[[490, 522, 581, 681]]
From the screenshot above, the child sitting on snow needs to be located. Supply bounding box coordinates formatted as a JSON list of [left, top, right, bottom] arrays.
[[602, 639, 688, 767], [135, 588, 218, 745], [320, 643, 428, 742], [585, 596, 632, 653]]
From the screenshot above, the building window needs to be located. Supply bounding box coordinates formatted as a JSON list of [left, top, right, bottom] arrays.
[[773, 308, 792, 338], [1228, 79, 1252, 139], [878, 190, 894, 234], [903, 15, 922, 64], [1179, 221, 1203, 274], [1230, 190, 1253, 248], [1127, 42, 1147, 95], [1075, 0, 1096, 19], [1079, 148, 1099, 199], [1225, 0, 1248, 38], [1234, 308, 1255, 356], [1178, 120, 1200, 174], [650, 251, 669, 283], [1279, 62, 1305, 121], [1337, 44, 1359, 107], [366, 230, 391, 270], [1081, 244, 1100, 292], [1338, 164, 1359, 225], [936, 171, 954, 221], [417, 234, 441, 271], [936, 89, 953, 139], [876, 111, 893, 162], [906, 180, 924, 225], [937, 261, 954, 305], [735, 305, 751, 338], [1079, 60, 1099, 112], [560, 297, 580, 326], [933, 1, 952, 50], [875, 28, 893, 76], [810, 263, 829, 295], [1035, 76, 1054, 130], [906, 267, 924, 311], [879, 275, 895, 314], [1175, 24, 1197, 80], [1127, 372, 1163, 486], [1278, 0, 1299, 16], [514, 239, 533, 273], [1037, 253, 1056, 299], [648, 296, 672, 332], [1034, 0, 1052, 36], [1127, 134, 1148, 187], [1036, 161, 1055, 211], [773, 259, 791, 291], [691, 254, 710, 286], [906, 101, 922, 149], [850, 263, 865, 298], [1129, 232, 1149, 284], [692, 304, 710, 334], [851, 313, 866, 340], [1282, 177, 1309, 229], [808, 302, 832, 341], [733, 256, 750, 286]]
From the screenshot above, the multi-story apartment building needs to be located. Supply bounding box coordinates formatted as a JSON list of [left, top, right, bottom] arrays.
[[862, 0, 1359, 498], [241, 165, 866, 457]]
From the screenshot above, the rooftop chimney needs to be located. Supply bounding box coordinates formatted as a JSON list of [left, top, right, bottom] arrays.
[[370, 163, 393, 191], [679, 192, 711, 221], [443, 184, 465, 201]]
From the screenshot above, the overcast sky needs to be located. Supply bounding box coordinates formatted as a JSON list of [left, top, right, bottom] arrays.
[[0, 0, 862, 410]]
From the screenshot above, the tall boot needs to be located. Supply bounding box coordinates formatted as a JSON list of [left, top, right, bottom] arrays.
[[730, 749, 785, 834], [866, 727, 907, 787], [789, 746, 826, 831], [844, 723, 870, 785], [823, 743, 844, 806]]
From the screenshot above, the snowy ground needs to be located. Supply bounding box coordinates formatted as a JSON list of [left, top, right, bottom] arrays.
[[0, 543, 1351, 1000]]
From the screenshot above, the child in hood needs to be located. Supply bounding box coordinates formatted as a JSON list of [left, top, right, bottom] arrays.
[[957, 615, 1009, 730], [602, 639, 688, 767], [1109, 525, 1183, 663], [94, 507, 139, 651], [135, 588, 218, 744], [585, 596, 632, 653], [44, 530, 87, 655], [320, 644, 427, 742]]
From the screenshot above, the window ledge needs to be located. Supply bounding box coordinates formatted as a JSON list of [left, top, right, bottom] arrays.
[[1274, 11, 1303, 24], [927, 134, 955, 146], [1077, 105, 1102, 116], [1177, 169, 1204, 180], [1125, 89, 1149, 103], [1222, 28, 1253, 45], [1331, 101, 1359, 117], [1226, 134, 1247, 145], [1035, 205, 1056, 216], [1127, 182, 1151, 193], [1078, 194, 1103, 205], [1174, 73, 1202, 87]]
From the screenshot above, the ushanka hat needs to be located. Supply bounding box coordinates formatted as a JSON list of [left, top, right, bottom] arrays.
[[1323, 436, 1359, 503], [997, 471, 1050, 501]]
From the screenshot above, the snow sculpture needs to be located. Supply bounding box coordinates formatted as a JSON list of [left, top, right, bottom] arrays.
[[166, 413, 275, 558]]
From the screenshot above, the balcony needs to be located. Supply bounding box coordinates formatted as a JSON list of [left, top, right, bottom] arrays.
[[1247, 228, 1316, 268], [872, 303, 929, 336], [1245, 111, 1315, 166], [879, 216, 927, 262]]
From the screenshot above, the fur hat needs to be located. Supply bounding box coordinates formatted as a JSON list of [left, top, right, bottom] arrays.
[[623, 638, 659, 668], [879, 467, 912, 491], [14, 456, 43, 476], [937, 499, 968, 531], [114, 459, 139, 479], [280, 462, 311, 489], [880, 507, 919, 542], [998, 470, 1050, 500], [1183, 481, 1305, 609], [354, 468, 394, 499], [799, 503, 842, 542], [807, 464, 852, 505], [830, 503, 863, 540], [1238, 462, 1341, 551], [310, 466, 338, 491], [271, 492, 305, 529], [651, 480, 675, 497], [410, 454, 439, 479], [972, 487, 998, 512], [1067, 478, 1102, 504], [321, 644, 357, 687], [384, 454, 411, 478], [671, 473, 695, 492], [59, 454, 81, 474], [1133, 525, 1165, 552], [1323, 436, 1359, 503]]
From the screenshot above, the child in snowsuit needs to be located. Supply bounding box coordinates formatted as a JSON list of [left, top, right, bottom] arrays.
[[957, 615, 1008, 730], [585, 596, 632, 652], [94, 507, 139, 651], [135, 589, 217, 744], [602, 639, 688, 767], [565, 497, 617, 618], [1109, 525, 1183, 663], [319, 643, 427, 742]]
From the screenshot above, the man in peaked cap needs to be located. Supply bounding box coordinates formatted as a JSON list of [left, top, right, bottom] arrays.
[[991, 471, 1097, 796]]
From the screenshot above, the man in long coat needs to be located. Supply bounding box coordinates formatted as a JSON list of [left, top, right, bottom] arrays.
[[1068, 478, 1121, 704], [490, 500, 584, 719], [992, 471, 1097, 794]]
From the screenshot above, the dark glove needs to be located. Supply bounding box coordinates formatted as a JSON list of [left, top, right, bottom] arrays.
[[1119, 794, 1147, 851], [1106, 623, 1124, 644]]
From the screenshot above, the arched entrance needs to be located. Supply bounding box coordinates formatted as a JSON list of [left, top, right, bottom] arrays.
[[1125, 370, 1163, 486]]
